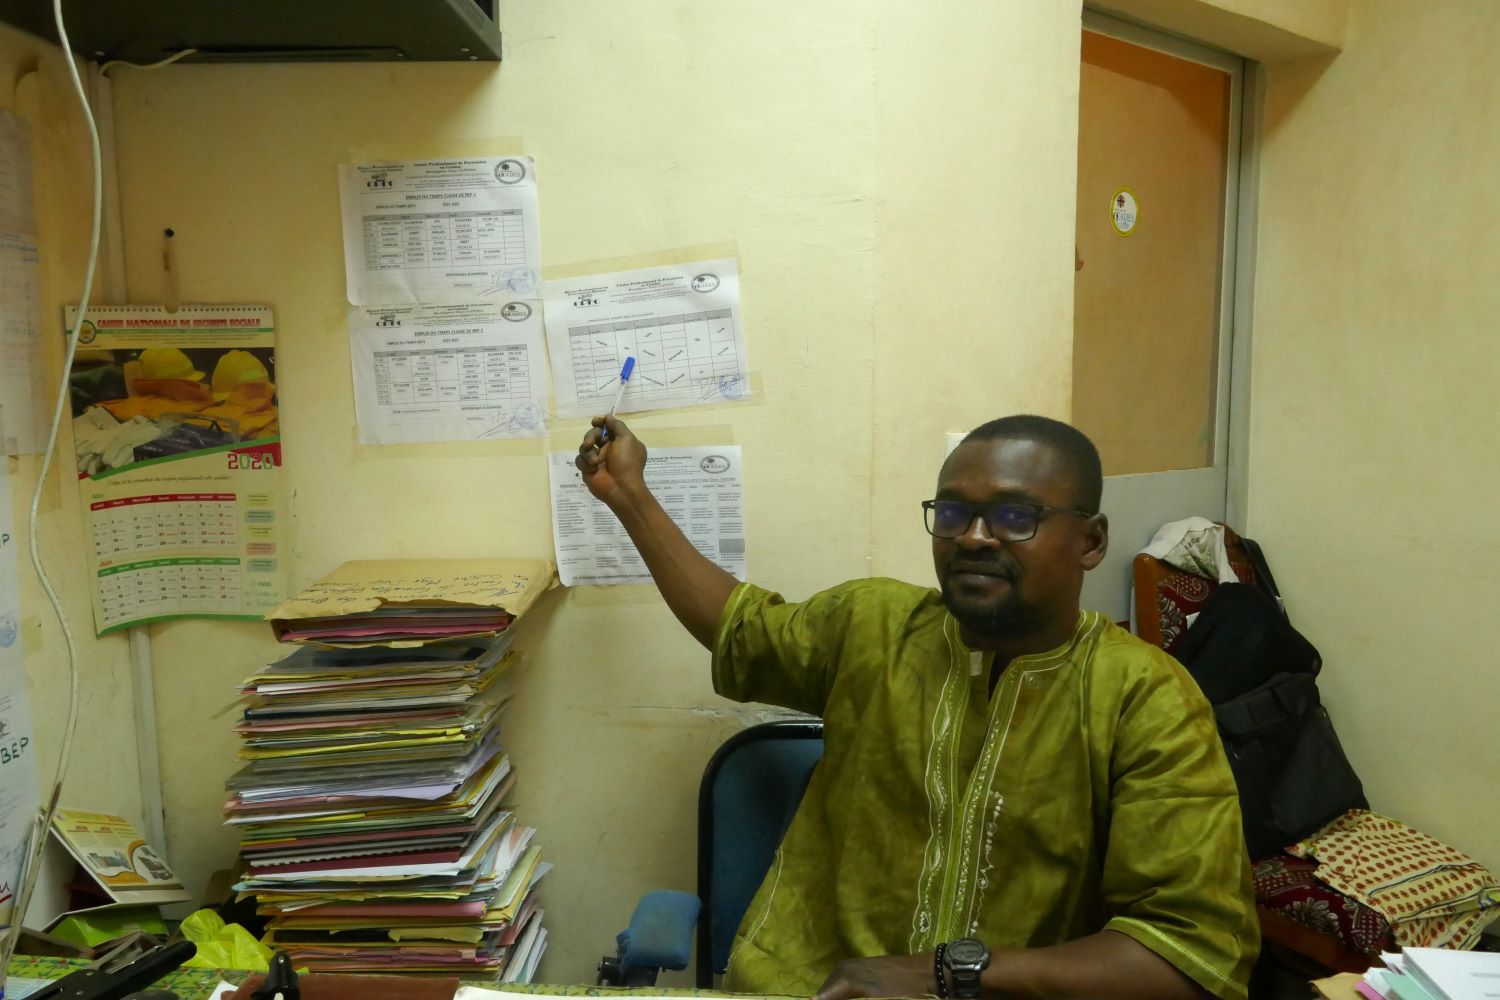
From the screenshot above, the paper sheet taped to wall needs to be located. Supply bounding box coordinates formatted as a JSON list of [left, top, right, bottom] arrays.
[[543, 258, 750, 418], [0, 405, 39, 927], [547, 446, 745, 586], [338, 157, 542, 306], [0, 110, 44, 455], [348, 301, 548, 444]]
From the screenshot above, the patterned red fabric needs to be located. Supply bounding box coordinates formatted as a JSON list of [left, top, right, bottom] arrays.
[[1253, 854, 1394, 957], [1154, 569, 1212, 654], [1153, 538, 1257, 654]]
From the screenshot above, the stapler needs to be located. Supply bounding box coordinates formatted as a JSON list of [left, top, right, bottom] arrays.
[[26, 940, 196, 1000], [250, 951, 298, 1000]]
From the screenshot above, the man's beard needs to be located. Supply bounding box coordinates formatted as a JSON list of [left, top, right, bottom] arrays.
[[940, 578, 1049, 638]]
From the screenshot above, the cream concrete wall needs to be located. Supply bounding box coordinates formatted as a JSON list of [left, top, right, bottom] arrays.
[[0, 22, 145, 868], [110, 0, 1098, 978], [73, 0, 1391, 984], [109, 1, 877, 981], [1249, 0, 1500, 869], [869, 1, 1082, 581]]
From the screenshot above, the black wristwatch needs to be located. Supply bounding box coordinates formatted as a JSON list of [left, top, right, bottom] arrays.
[[941, 937, 991, 999]]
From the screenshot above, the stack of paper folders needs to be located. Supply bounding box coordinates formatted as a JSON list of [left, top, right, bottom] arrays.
[[266, 606, 513, 645], [229, 560, 556, 981], [1358, 947, 1500, 1000]]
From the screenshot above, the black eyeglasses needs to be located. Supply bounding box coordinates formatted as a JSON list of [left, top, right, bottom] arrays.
[[921, 499, 1092, 542]]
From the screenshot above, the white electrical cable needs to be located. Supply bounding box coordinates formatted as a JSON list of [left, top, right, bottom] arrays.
[[0, 0, 103, 982], [99, 47, 196, 75]]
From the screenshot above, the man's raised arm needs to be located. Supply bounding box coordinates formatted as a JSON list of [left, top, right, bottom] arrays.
[[575, 415, 738, 649]]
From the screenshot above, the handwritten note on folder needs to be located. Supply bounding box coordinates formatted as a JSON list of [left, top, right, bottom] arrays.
[[265, 560, 557, 644]]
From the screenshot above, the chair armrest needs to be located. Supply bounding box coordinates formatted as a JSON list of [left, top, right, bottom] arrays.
[[618, 890, 702, 972]]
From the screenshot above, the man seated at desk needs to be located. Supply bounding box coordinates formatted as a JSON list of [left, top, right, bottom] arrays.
[[574, 414, 1259, 1000]]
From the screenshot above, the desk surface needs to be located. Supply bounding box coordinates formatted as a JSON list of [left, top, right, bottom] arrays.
[[5, 956, 747, 999], [7, 954, 237, 996]]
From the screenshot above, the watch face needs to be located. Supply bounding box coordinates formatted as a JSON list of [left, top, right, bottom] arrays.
[[947, 939, 987, 966]]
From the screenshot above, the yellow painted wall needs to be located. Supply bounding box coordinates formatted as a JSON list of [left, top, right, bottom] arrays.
[[0, 21, 145, 861], [1250, 0, 1500, 869], [8, 0, 1452, 983], [104, 0, 1095, 979], [109, 1, 880, 981], [869, 1, 1082, 580]]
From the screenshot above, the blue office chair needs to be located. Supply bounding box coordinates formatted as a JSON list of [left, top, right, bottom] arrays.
[[597, 720, 825, 988]]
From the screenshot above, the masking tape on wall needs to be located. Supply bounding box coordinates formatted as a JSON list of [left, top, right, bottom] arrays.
[[22, 616, 42, 654], [566, 581, 665, 608], [348, 137, 527, 163], [540, 241, 740, 284], [545, 422, 736, 450], [581, 371, 768, 415], [548, 363, 769, 430], [724, 371, 766, 408], [352, 408, 755, 465], [352, 432, 548, 463]]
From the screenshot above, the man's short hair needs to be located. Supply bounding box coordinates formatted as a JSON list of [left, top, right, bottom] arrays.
[[961, 415, 1103, 515]]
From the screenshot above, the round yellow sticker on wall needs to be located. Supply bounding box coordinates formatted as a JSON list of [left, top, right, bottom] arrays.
[[1111, 187, 1138, 237]]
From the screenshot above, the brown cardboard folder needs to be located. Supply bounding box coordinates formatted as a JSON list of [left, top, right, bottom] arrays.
[[228, 972, 460, 1000]]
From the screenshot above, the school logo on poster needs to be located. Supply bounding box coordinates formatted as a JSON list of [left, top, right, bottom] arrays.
[[495, 159, 527, 184]]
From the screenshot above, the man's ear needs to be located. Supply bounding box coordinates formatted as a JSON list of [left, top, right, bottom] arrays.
[[1079, 513, 1109, 571]]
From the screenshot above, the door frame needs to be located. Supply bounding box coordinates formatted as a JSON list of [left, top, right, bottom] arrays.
[[1080, 8, 1259, 527]]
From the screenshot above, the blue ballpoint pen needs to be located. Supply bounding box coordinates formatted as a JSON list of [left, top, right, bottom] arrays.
[[600, 355, 635, 442]]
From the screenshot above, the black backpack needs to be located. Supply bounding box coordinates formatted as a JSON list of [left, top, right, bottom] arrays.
[[1170, 540, 1367, 857]]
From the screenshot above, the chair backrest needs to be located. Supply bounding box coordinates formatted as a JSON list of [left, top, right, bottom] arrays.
[[696, 720, 824, 988], [1132, 523, 1258, 653]]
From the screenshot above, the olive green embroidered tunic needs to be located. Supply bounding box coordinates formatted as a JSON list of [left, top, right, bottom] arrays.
[[712, 579, 1258, 999]]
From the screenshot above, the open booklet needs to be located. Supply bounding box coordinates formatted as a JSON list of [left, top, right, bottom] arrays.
[[50, 808, 193, 909]]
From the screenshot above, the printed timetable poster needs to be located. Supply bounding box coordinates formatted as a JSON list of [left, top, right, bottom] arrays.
[[65, 305, 286, 634]]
